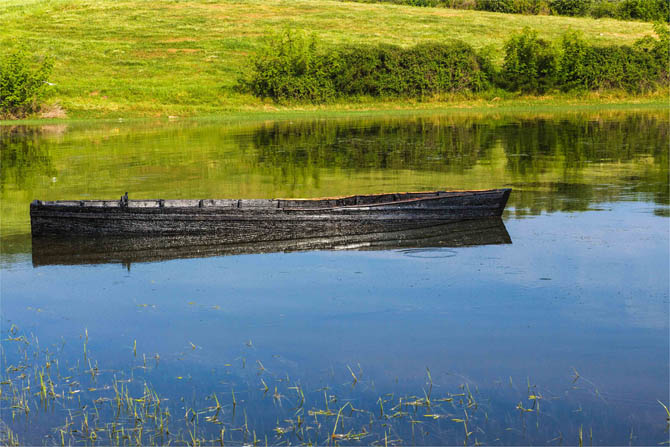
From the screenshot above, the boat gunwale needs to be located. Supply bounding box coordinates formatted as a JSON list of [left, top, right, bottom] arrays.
[[31, 188, 511, 211], [285, 189, 509, 211], [276, 188, 509, 201]]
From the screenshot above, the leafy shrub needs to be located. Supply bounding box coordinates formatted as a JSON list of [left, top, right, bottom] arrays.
[[245, 33, 494, 102], [617, 0, 669, 22], [344, 0, 474, 6], [548, 0, 591, 16], [557, 26, 669, 92], [401, 0, 440, 5], [589, 0, 620, 18], [0, 48, 53, 118], [475, 0, 516, 12], [334, 41, 493, 97], [242, 30, 338, 103], [500, 28, 558, 93], [475, 0, 547, 14], [347, 0, 668, 22], [246, 26, 668, 103], [556, 31, 591, 90], [633, 23, 670, 82]]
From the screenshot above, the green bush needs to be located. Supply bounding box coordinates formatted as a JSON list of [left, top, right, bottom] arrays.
[[548, 0, 591, 16], [558, 26, 669, 92], [556, 31, 591, 90], [0, 48, 53, 118], [347, 0, 668, 22], [246, 26, 668, 103], [633, 23, 670, 82], [617, 0, 669, 22], [344, 0, 475, 7], [334, 41, 493, 97], [245, 33, 494, 102], [589, 0, 620, 18], [475, 0, 517, 13], [401, 0, 440, 5], [242, 30, 338, 103], [475, 0, 546, 14], [500, 28, 558, 93]]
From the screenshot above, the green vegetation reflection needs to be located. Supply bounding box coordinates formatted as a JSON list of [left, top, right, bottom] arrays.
[[1, 111, 668, 244]]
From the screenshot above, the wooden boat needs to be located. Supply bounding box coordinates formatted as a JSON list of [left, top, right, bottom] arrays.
[[31, 218, 511, 267], [30, 188, 511, 239]]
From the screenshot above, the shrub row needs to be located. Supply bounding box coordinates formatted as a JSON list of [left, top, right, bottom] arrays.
[[244, 32, 494, 102], [501, 25, 669, 93], [346, 0, 670, 22], [245, 26, 669, 101]]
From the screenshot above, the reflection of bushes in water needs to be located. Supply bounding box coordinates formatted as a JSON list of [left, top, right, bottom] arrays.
[[246, 114, 668, 173], [1, 114, 667, 224], [500, 114, 670, 206], [502, 115, 669, 170], [507, 183, 601, 217], [243, 114, 668, 211], [246, 119, 497, 173], [0, 126, 57, 192]]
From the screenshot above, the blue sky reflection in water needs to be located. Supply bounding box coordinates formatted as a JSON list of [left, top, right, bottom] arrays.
[[1, 112, 669, 445]]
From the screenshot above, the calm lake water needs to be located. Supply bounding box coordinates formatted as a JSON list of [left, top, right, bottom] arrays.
[[1, 111, 668, 445]]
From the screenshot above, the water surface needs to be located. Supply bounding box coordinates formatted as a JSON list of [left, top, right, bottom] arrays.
[[1, 111, 668, 445]]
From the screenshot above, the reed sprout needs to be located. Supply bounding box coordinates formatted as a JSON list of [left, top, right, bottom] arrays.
[[0, 325, 663, 446]]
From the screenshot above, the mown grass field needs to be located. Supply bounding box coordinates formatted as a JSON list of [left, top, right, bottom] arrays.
[[0, 0, 666, 119]]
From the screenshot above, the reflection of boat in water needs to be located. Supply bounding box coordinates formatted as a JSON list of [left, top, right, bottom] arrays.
[[31, 218, 511, 267], [30, 189, 511, 237]]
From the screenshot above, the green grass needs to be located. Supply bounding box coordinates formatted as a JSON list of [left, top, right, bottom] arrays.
[[0, 0, 665, 120]]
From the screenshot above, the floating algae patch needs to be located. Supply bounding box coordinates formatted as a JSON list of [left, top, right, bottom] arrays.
[[1, 326, 667, 445]]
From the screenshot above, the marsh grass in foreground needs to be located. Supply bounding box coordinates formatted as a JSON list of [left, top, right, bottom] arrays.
[[1, 326, 668, 445]]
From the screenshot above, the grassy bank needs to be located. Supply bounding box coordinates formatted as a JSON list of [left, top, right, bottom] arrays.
[[0, 0, 666, 120], [1, 93, 668, 126]]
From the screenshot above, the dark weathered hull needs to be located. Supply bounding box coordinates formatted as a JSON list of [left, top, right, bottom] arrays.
[[30, 189, 511, 238], [31, 218, 511, 267]]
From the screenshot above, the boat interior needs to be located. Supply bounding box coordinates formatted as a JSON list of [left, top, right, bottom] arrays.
[[33, 190, 491, 209]]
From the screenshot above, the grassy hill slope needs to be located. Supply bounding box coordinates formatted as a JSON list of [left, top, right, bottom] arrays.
[[0, 0, 664, 119]]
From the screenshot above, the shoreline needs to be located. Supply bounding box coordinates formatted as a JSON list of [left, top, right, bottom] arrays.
[[2, 94, 669, 126]]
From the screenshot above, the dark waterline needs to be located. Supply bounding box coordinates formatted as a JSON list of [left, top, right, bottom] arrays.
[[1, 111, 668, 445]]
